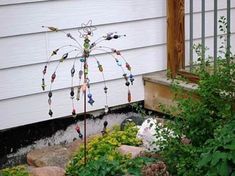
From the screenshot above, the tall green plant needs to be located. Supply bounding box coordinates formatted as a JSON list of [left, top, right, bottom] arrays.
[[155, 16, 235, 175]]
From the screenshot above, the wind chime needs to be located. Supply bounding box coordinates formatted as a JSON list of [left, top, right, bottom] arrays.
[[41, 20, 134, 164]]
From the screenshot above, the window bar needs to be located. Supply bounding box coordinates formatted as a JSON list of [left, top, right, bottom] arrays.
[[201, 0, 205, 68], [190, 0, 193, 71], [227, 0, 231, 65], [214, 0, 218, 72]]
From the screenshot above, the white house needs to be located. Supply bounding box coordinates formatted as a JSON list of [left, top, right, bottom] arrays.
[[0, 0, 234, 130]]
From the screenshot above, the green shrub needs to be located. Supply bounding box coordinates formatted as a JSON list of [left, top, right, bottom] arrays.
[[155, 16, 235, 176], [198, 118, 235, 176], [66, 122, 147, 176], [0, 165, 29, 176]]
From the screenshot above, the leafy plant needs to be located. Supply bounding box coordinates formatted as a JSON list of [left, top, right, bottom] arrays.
[[0, 165, 29, 176], [75, 155, 155, 176], [66, 122, 144, 176], [131, 102, 152, 118], [198, 118, 235, 176], [155, 16, 235, 176]]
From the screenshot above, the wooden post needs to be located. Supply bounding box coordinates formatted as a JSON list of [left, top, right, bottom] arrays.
[[167, 0, 185, 78]]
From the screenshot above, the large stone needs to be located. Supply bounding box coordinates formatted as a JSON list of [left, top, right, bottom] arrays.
[[27, 145, 70, 168], [27, 139, 84, 169], [118, 145, 145, 158], [29, 166, 65, 176]]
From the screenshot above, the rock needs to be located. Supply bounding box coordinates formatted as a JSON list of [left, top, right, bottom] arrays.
[[118, 145, 145, 158], [137, 118, 175, 152], [181, 137, 191, 145], [29, 166, 65, 176], [27, 145, 70, 168]]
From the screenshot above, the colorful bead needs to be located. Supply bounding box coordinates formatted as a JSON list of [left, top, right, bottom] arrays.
[[104, 121, 108, 127], [78, 133, 83, 139], [130, 74, 134, 85], [113, 35, 119, 39], [48, 98, 52, 105], [90, 42, 96, 49], [60, 53, 68, 62], [88, 93, 94, 105], [104, 86, 108, 94], [75, 125, 84, 139], [51, 72, 56, 82], [101, 121, 108, 135], [126, 63, 131, 71], [115, 59, 122, 66], [123, 73, 128, 81], [43, 66, 47, 75], [87, 93, 92, 98], [104, 105, 109, 114], [79, 70, 83, 79], [49, 109, 53, 117], [83, 43, 90, 49], [70, 87, 74, 97], [88, 98, 95, 106], [71, 66, 75, 77], [51, 49, 59, 56], [83, 49, 90, 58], [72, 109, 76, 118], [98, 65, 103, 72], [115, 50, 121, 55], [128, 90, 131, 103], [84, 63, 88, 74], [76, 86, 81, 100], [47, 26, 58, 32], [80, 58, 85, 62], [106, 36, 112, 40], [84, 38, 90, 43], [75, 125, 81, 133], [41, 78, 46, 91], [48, 91, 52, 98], [125, 81, 130, 86]]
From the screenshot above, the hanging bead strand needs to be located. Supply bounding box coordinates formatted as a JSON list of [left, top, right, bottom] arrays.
[[93, 56, 109, 113]]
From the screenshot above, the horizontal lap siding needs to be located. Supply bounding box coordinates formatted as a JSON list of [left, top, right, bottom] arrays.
[[0, 76, 145, 130], [0, 0, 165, 37], [0, 0, 166, 130]]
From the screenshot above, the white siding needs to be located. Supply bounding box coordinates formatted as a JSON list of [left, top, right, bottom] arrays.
[[0, 0, 166, 130], [0, 0, 234, 130]]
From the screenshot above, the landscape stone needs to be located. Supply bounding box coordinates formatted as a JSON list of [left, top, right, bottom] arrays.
[[27, 138, 85, 169], [29, 166, 65, 176], [118, 145, 145, 158], [27, 145, 70, 168]]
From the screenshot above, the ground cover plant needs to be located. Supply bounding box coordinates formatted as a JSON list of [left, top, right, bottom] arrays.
[[0, 165, 29, 176], [66, 122, 159, 176]]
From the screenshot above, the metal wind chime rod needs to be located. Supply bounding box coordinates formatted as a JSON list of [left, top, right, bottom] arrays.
[[41, 20, 134, 165]]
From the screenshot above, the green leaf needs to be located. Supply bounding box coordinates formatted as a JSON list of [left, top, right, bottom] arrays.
[[224, 142, 235, 150], [198, 153, 212, 167], [218, 161, 229, 176], [211, 152, 227, 166]]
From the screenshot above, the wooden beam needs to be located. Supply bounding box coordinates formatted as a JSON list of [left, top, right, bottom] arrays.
[[167, 0, 185, 78]]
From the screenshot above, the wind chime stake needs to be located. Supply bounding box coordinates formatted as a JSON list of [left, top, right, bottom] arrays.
[[41, 20, 134, 165]]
